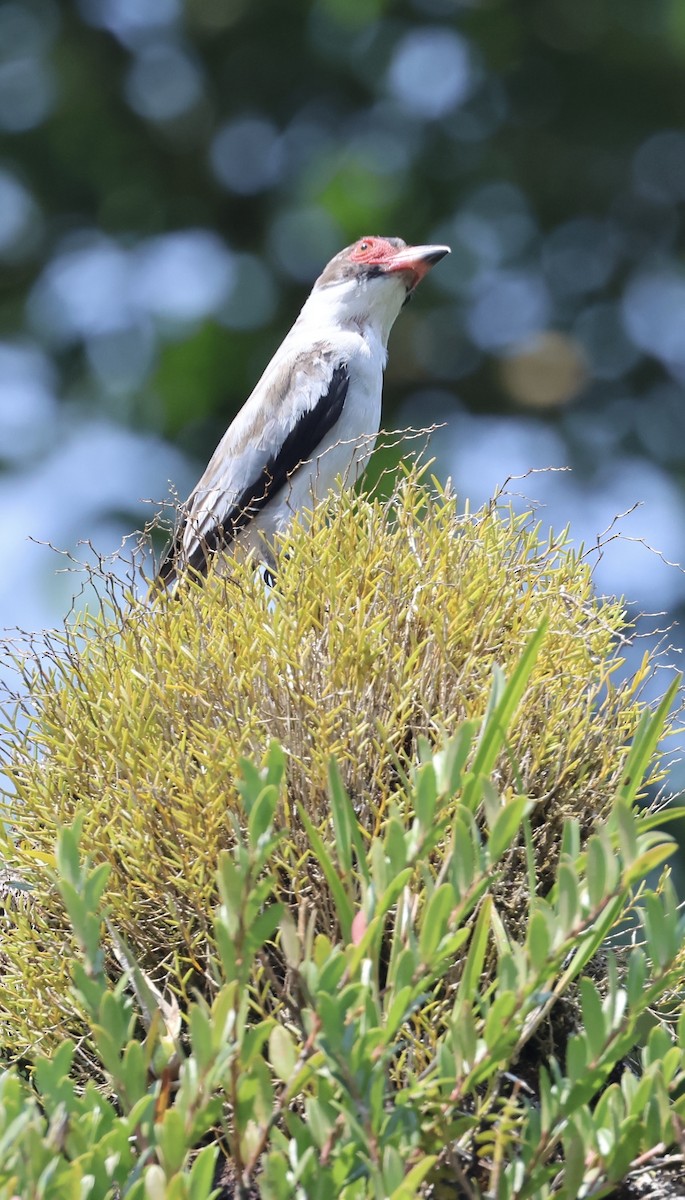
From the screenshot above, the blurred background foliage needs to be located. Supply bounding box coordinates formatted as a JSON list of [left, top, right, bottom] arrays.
[[1, 0, 685, 746]]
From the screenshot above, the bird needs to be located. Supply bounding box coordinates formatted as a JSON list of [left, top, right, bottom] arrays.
[[156, 235, 450, 588]]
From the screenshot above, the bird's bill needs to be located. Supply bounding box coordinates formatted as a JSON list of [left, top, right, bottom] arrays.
[[380, 242, 451, 286]]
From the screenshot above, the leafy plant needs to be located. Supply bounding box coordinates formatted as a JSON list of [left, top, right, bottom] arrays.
[[0, 683, 683, 1196], [0, 477, 683, 1196], [0, 477, 661, 1053]]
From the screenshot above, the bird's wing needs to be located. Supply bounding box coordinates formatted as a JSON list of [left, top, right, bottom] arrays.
[[157, 343, 350, 585]]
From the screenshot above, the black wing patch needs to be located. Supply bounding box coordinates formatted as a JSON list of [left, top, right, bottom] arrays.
[[157, 362, 350, 586]]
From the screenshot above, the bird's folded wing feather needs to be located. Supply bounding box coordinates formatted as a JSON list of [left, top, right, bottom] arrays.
[[157, 343, 350, 584]]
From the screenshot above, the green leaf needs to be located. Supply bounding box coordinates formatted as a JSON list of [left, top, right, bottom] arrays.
[[562, 1125, 587, 1198], [383, 985, 414, 1041], [645, 1091, 664, 1150], [241, 1021, 273, 1070], [635, 804, 685, 831], [188, 1143, 220, 1200], [383, 1144, 405, 1194], [579, 978, 606, 1061], [210, 983, 239, 1049], [264, 740, 286, 788], [641, 891, 676, 969], [452, 1004, 478, 1073], [538, 1065, 555, 1137], [317, 947, 348, 993], [327, 759, 370, 886], [269, 1024, 298, 1083], [297, 802, 354, 940], [189, 1005, 213, 1070], [625, 948, 646, 1009], [217, 854, 244, 933], [612, 798, 638, 866], [433, 724, 478, 796], [450, 811, 478, 896], [387, 1156, 437, 1198], [144, 1164, 168, 1200], [560, 819, 580, 862], [488, 794, 528, 863], [527, 909, 551, 973], [156, 1107, 186, 1174], [419, 883, 455, 963], [215, 922, 236, 981], [91, 1023, 124, 1080], [388, 946, 419, 993], [261, 1150, 291, 1200], [328, 757, 354, 876], [414, 761, 437, 832], [71, 960, 106, 1018], [55, 819, 85, 889], [616, 675, 680, 804], [484, 992, 518, 1052], [462, 619, 548, 810], [279, 910, 301, 968], [481, 778, 502, 830], [120, 1037, 147, 1107], [557, 861, 579, 933], [237, 757, 266, 812], [456, 895, 491, 1006], [558, 893, 626, 987], [33, 1045, 76, 1119], [566, 1033, 588, 1085], [245, 903, 284, 955], [495, 948, 519, 993], [384, 815, 408, 875], [84, 859, 111, 912], [623, 841, 676, 886], [586, 833, 608, 909], [345, 912, 383, 974], [248, 785, 278, 848], [305, 1096, 334, 1150], [237, 1055, 274, 1127]]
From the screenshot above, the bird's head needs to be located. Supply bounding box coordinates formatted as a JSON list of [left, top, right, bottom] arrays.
[[305, 235, 451, 344]]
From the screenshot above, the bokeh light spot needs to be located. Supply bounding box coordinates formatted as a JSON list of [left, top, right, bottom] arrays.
[[467, 270, 550, 351], [0, 57, 55, 132], [124, 42, 204, 122], [268, 207, 342, 283], [633, 130, 685, 204], [210, 116, 284, 194], [543, 217, 619, 297], [500, 331, 587, 408], [28, 236, 133, 343], [132, 231, 235, 323], [77, 0, 181, 43], [387, 27, 475, 119], [86, 324, 157, 396], [622, 270, 685, 371], [574, 303, 640, 381], [219, 253, 278, 330], [0, 169, 41, 258], [0, 341, 57, 463]]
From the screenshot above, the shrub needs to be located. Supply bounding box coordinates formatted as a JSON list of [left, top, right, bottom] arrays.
[[0, 473, 683, 1197], [0, 724, 683, 1197]]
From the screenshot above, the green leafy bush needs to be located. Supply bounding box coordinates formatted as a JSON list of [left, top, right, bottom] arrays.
[[1, 719, 683, 1198], [0, 475, 683, 1197]]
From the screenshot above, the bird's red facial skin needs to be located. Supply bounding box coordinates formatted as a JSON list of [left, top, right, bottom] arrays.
[[349, 237, 399, 266]]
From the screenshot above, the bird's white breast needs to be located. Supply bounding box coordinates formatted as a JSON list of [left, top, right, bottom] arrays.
[[239, 327, 384, 557]]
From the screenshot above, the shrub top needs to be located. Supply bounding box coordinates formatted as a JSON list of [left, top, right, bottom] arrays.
[[0, 474, 653, 1055]]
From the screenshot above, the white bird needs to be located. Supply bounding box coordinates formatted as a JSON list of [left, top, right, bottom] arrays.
[[157, 235, 450, 587]]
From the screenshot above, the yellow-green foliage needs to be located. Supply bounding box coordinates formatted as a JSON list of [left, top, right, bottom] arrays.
[[0, 475, 652, 1056]]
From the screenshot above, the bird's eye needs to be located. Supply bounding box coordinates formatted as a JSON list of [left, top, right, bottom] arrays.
[[359, 240, 370, 251]]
